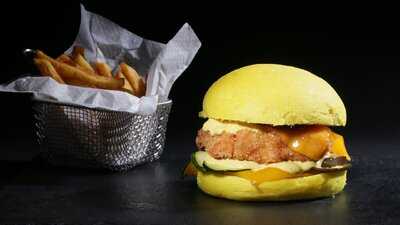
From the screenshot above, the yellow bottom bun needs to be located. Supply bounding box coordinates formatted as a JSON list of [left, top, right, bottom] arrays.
[[197, 171, 347, 201]]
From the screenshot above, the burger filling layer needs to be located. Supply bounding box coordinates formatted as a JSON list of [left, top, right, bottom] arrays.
[[185, 119, 350, 184], [196, 119, 350, 165]]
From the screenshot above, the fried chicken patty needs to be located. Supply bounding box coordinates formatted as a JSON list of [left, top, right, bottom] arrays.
[[196, 126, 310, 164]]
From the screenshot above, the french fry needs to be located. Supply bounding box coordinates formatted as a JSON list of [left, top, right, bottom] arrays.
[[73, 53, 95, 73], [36, 50, 124, 90], [120, 63, 146, 97], [34, 58, 65, 84], [70, 46, 94, 73], [72, 46, 85, 59], [94, 62, 112, 77], [56, 54, 75, 66], [36, 50, 60, 64], [116, 67, 135, 94]]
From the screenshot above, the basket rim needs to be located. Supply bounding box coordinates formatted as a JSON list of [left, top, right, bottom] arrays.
[[32, 98, 172, 114]]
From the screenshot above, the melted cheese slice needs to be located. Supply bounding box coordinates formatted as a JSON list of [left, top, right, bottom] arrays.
[[227, 167, 317, 185], [331, 133, 351, 160], [284, 126, 332, 160], [226, 160, 316, 185]]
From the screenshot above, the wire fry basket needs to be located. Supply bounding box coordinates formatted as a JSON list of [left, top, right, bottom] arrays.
[[32, 99, 172, 171]]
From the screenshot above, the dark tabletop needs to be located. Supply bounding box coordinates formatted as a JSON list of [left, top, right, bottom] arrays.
[[0, 131, 399, 225], [0, 2, 399, 222]]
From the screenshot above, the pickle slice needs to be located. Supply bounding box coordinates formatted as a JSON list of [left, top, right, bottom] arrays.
[[313, 156, 351, 172]]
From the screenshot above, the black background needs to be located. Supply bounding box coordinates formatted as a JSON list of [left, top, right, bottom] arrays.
[[1, 1, 399, 145], [0, 1, 400, 224]]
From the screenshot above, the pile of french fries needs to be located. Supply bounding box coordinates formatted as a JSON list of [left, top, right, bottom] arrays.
[[33, 46, 146, 97]]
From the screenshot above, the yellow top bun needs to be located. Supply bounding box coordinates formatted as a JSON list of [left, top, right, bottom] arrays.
[[200, 64, 346, 126], [197, 171, 347, 201]]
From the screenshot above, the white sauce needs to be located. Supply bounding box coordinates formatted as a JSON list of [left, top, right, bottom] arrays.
[[202, 119, 263, 135]]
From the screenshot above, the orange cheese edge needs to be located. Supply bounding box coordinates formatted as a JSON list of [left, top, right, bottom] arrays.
[[226, 167, 314, 185], [286, 126, 331, 160], [331, 133, 351, 160], [183, 162, 198, 177], [286, 127, 350, 161]]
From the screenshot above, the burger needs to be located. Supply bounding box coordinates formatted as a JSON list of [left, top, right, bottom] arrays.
[[183, 64, 351, 201]]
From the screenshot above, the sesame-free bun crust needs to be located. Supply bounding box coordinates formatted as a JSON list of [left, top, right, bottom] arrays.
[[200, 64, 346, 126], [197, 171, 347, 201]]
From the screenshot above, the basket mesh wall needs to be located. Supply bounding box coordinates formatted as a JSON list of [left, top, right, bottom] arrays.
[[33, 100, 172, 171]]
